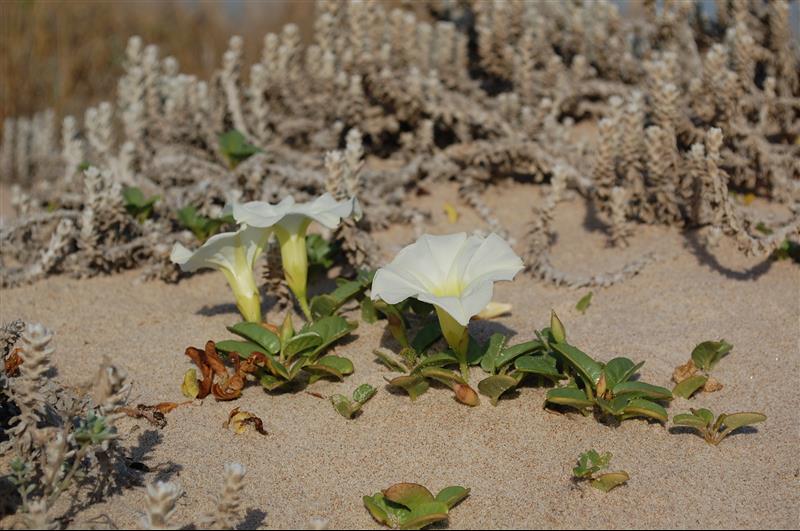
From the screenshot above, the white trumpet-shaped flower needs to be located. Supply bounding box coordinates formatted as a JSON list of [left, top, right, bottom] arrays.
[[371, 232, 523, 379], [170, 226, 269, 323], [232, 194, 358, 319]]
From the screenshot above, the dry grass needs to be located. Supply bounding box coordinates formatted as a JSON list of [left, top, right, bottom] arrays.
[[0, 0, 314, 125]]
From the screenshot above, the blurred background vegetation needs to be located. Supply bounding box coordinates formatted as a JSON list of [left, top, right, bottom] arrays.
[[0, 0, 317, 125]]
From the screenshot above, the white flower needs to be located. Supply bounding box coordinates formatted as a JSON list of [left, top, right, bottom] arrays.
[[170, 226, 269, 323], [371, 232, 523, 378], [232, 194, 358, 318]]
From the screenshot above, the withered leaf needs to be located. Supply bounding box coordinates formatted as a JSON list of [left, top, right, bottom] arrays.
[[4, 347, 23, 376], [672, 359, 698, 384], [702, 377, 724, 393], [226, 407, 268, 435], [181, 368, 199, 399], [184, 340, 269, 401]]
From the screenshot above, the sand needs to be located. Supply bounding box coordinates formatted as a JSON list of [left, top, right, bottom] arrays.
[[1, 180, 798, 529]]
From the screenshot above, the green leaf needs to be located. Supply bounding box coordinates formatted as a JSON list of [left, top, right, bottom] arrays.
[[227, 322, 281, 354], [260, 373, 289, 391], [672, 413, 709, 429], [306, 234, 336, 268], [264, 357, 290, 379], [546, 387, 594, 409], [282, 332, 323, 361], [331, 395, 359, 419], [177, 205, 229, 241], [514, 355, 564, 381], [434, 486, 470, 509], [387, 375, 430, 401], [353, 383, 377, 404], [602, 357, 637, 390], [310, 295, 339, 319], [719, 412, 766, 437], [494, 340, 542, 371], [363, 495, 390, 526], [410, 352, 458, 373], [479, 333, 507, 374], [399, 502, 449, 530], [373, 349, 407, 372], [591, 471, 629, 492], [303, 315, 355, 359], [374, 301, 409, 348], [410, 321, 443, 354], [382, 483, 435, 509], [361, 298, 378, 323], [612, 381, 672, 401], [478, 375, 519, 406], [215, 340, 269, 359], [692, 407, 715, 425], [620, 398, 668, 423], [575, 292, 593, 314], [550, 311, 567, 343], [306, 355, 354, 383], [417, 367, 466, 386], [691, 340, 732, 372], [219, 129, 261, 167], [672, 375, 708, 399], [573, 449, 611, 477], [551, 342, 603, 387]]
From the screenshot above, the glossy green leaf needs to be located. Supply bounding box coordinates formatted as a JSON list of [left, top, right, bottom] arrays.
[[692, 407, 715, 425], [477, 375, 519, 406], [672, 374, 708, 399], [494, 340, 542, 370], [227, 322, 281, 354], [388, 375, 430, 401], [514, 354, 564, 380], [316, 355, 354, 375], [602, 357, 637, 390], [551, 342, 603, 387], [434, 486, 470, 509], [282, 332, 323, 361], [575, 292, 593, 314], [591, 471, 629, 493], [310, 295, 339, 319], [691, 340, 732, 372], [215, 340, 269, 359], [260, 373, 289, 391], [546, 387, 594, 409], [331, 394, 359, 419], [264, 357, 290, 380], [612, 381, 672, 400], [363, 494, 390, 526], [480, 333, 507, 374], [399, 502, 449, 530], [672, 413, 709, 429], [382, 483, 435, 509], [303, 315, 355, 358], [621, 398, 668, 423], [417, 367, 466, 386]]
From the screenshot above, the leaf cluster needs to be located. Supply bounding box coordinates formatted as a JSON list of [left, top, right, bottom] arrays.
[[177, 205, 234, 242], [216, 315, 356, 392], [363, 483, 469, 530], [542, 312, 673, 423], [672, 340, 732, 399], [309, 270, 373, 321]]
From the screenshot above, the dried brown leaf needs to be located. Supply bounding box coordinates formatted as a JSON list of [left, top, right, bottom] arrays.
[[226, 407, 268, 435], [702, 377, 723, 393], [672, 359, 698, 383], [4, 347, 23, 376]]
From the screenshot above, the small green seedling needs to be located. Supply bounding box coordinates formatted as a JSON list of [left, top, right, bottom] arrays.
[[575, 292, 593, 314], [218, 129, 261, 168], [216, 314, 357, 392], [363, 483, 469, 530], [177, 205, 234, 242], [544, 312, 672, 423], [122, 186, 159, 222], [672, 408, 766, 445], [331, 383, 377, 419], [572, 450, 629, 492], [672, 340, 732, 399]]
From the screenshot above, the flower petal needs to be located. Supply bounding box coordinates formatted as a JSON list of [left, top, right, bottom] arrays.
[[232, 197, 294, 228], [371, 267, 429, 304], [170, 226, 267, 273], [292, 193, 357, 229], [461, 233, 524, 286]]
